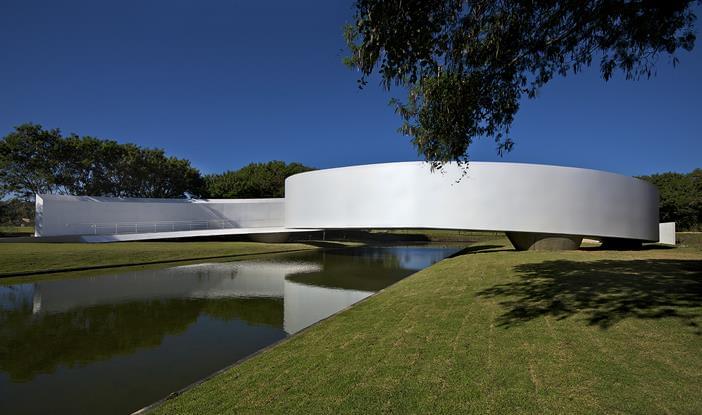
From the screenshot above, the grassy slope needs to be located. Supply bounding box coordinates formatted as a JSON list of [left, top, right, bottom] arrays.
[[154, 239, 702, 414], [678, 232, 702, 249], [0, 241, 318, 277]]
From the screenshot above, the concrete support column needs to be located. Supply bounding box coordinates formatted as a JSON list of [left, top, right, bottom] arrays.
[[600, 238, 643, 250], [506, 232, 583, 251]]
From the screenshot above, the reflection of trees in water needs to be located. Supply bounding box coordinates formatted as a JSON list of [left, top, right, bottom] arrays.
[[0, 246, 457, 383], [0, 297, 282, 382], [203, 297, 282, 325], [324, 247, 403, 267], [286, 246, 457, 291], [286, 249, 408, 291]]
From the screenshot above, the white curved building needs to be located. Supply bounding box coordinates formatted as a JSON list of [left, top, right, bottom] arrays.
[[285, 162, 659, 250], [33, 161, 660, 250]]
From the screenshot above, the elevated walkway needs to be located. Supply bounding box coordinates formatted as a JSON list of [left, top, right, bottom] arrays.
[[80, 227, 318, 243], [1, 227, 318, 243]]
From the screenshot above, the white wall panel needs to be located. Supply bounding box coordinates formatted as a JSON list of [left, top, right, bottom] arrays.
[[35, 195, 284, 237], [658, 222, 676, 245]]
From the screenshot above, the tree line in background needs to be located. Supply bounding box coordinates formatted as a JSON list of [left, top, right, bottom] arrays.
[[204, 161, 313, 198], [0, 124, 203, 200], [0, 124, 314, 225], [639, 170, 702, 231], [1, 123, 701, 231]]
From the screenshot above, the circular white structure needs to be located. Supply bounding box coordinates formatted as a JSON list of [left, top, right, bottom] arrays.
[[284, 161, 659, 250]]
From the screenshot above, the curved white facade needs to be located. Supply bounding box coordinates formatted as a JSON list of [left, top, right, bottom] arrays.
[[285, 162, 659, 242]]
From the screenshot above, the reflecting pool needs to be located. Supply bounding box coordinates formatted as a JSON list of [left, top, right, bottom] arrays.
[[0, 245, 460, 414]]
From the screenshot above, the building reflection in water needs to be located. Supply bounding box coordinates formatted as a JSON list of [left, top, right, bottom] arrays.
[[0, 245, 459, 415]]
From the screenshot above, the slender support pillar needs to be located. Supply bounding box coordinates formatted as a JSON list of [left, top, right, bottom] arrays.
[[506, 232, 583, 251]]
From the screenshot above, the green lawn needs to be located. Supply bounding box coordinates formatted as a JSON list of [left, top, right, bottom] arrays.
[[152, 238, 702, 414], [0, 241, 320, 277]]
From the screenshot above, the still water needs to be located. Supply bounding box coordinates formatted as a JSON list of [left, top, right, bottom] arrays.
[[0, 245, 460, 414]]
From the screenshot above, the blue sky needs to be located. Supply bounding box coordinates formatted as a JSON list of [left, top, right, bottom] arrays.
[[1, 1, 700, 176]]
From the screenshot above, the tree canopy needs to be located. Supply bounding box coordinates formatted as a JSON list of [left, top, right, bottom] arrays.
[[345, 0, 698, 168], [639, 169, 702, 231], [0, 123, 203, 200], [204, 161, 314, 199], [0, 199, 34, 226]]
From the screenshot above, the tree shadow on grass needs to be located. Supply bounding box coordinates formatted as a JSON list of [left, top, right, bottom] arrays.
[[477, 259, 702, 334]]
